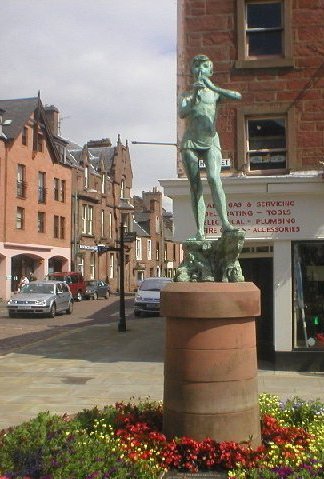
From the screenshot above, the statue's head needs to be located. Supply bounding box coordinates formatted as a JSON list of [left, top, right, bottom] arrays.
[[191, 54, 213, 79]]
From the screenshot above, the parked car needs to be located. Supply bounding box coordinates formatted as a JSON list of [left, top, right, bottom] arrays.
[[84, 280, 110, 300], [46, 272, 86, 301], [7, 280, 73, 318], [134, 277, 173, 316]]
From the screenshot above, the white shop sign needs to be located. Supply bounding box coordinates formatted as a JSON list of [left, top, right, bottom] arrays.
[[204, 196, 324, 239]]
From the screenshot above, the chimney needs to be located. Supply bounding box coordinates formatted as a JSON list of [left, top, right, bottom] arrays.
[[44, 105, 59, 136]]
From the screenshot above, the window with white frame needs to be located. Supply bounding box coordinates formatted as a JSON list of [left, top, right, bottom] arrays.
[[109, 253, 114, 279], [236, 0, 293, 69], [136, 238, 142, 260], [147, 239, 152, 260], [101, 173, 105, 194], [82, 204, 94, 235], [247, 116, 287, 172], [120, 179, 125, 198], [109, 212, 112, 238], [84, 166, 89, 189], [90, 252, 95, 279], [101, 210, 105, 237], [78, 256, 84, 276]]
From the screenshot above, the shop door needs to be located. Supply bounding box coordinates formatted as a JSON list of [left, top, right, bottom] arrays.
[[240, 257, 274, 361]]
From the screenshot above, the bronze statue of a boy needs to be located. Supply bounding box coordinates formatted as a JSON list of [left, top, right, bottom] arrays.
[[179, 54, 242, 240]]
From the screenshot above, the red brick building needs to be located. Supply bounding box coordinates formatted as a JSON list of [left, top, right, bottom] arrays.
[[0, 97, 72, 300], [161, 0, 324, 370]]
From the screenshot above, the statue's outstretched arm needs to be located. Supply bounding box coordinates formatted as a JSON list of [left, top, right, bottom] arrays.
[[203, 77, 242, 101]]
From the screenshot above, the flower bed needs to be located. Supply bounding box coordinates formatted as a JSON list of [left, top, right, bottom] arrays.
[[0, 394, 323, 479]]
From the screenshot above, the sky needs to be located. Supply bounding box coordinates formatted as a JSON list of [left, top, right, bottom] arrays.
[[1, 0, 177, 209]]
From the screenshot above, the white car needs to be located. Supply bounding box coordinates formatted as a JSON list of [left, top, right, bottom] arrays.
[[7, 280, 73, 318], [134, 277, 173, 316]]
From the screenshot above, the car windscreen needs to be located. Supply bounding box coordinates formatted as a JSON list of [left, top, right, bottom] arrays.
[[21, 284, 55, 294], [139, 279, 171, 292], [85, 281, 97, 286], [48, 275, 65, 282]]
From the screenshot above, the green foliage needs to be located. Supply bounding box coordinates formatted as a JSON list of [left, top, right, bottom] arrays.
[[0, 396, 323, 479], [0, 412, 79, 477]]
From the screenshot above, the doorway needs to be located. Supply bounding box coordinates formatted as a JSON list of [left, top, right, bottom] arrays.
[[240, 257, 274, 361]]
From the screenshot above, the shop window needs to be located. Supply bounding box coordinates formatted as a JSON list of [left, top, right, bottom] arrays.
[[293, 242, 324, 350], [236, 0, 293, 69], [237, 104, 296, 174]]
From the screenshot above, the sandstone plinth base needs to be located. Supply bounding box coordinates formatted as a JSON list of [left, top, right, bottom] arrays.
[[160, 282, 261, 447]]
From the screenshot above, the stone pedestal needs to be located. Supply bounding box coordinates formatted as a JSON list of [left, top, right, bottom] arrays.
[[160, 282, 261, 447]]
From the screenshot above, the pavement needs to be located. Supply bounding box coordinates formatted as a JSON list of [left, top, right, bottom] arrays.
[[0, 313, 324, 430]]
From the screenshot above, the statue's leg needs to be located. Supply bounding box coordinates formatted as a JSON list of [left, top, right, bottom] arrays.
[[182, 149, 206, 239], [204, 148, 236, 232]]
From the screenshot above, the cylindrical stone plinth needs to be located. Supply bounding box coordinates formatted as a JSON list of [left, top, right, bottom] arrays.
[[160, 282, 261, 447]]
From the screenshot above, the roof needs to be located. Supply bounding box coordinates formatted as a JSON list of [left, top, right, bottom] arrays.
[[133, 220, 150, 237], [67, 142, 115, 173], [0, 97, 38, 140]]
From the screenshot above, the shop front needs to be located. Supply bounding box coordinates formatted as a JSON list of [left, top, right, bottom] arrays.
[[160, 174, 324, 371]]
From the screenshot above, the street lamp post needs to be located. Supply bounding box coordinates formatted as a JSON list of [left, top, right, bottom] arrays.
[[118, 220, 127, 332], [117, 199, 134, 332]]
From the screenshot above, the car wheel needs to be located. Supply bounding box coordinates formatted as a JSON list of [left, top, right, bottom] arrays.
[[134, 310, 141, 317], [49, 303, 56, 318], [104, 291, 110, 299], [77, 291, 83, 302], [93, 292, 98, 300], [66, 301, 73, 315], [8, 311, 17, 318]]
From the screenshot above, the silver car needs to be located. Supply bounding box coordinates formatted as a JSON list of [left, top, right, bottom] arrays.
[[7, 281, 73, 318], [134, 277, 173, 316]]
